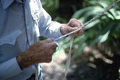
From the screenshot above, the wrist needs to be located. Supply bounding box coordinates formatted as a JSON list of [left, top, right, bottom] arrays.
[[60, 24, 66, 35], [16, 51, 34, 70], [16, 54, 24, 70]]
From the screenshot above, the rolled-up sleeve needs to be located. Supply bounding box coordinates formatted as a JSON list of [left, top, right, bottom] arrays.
[[39, 8, 64, 42]]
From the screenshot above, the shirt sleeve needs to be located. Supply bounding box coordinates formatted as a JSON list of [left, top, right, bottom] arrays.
[[39, 8, 64, 42], [0, 57, 22, 79], [0, 57, 37, 80]]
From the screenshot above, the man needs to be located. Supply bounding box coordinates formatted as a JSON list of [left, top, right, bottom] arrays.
[[0, 0, 84, 80]]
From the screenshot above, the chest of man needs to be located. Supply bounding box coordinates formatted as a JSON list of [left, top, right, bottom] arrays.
[[0, 0, 43, 62]]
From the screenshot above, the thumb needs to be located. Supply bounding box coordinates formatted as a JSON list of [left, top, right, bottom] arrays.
[[34, 38, 54, 47], [68, 26, 78, 33], [40, 38, 54, 45]]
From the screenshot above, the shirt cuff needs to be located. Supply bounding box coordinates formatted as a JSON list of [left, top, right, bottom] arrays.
[[0, 57, 22, 79], [23, 64, 36, 71], [49, 22, 64, 42]]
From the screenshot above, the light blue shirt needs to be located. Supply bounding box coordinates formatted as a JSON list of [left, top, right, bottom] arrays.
[[0, 0, 63, 80]]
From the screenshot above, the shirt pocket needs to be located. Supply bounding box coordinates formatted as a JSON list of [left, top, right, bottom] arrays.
[[0, 29, 22, 46]]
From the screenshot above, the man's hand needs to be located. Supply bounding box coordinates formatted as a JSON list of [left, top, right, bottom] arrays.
[[60, 18, 84, 36], [16, 39, 57, 70]]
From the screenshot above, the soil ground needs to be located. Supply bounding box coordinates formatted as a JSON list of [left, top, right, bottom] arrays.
[[28, 46, 120, 80]]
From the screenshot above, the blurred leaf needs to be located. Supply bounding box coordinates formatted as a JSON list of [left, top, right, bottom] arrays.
[[72, 43, 87, 59], [74, 35, 87, 43], [84, 19, 100, 29], [111, 23, 120, 39], [99, 31, 110, 43], [72, 6, 104, 21], [92, 23, 114, 44]]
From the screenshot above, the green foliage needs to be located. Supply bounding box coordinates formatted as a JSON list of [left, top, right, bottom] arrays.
[[41, 0, 61, 21], [41, 0, 83, 23], [60, 0, 120, 59], [41, 0, 120, 79], [41, 0, 68, 23], [41, 0, 59, 12], [41, 0, 120, 58]]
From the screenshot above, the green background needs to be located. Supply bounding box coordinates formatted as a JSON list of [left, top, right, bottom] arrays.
[[41, 0, 120, 79]]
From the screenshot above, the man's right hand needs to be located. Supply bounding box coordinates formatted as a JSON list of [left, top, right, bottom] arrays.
[[16, 39, 57, 70]]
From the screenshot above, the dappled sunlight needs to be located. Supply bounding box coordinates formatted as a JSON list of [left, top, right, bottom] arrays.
[[40, 49, 67, 80], [40, 0, 120, 80]]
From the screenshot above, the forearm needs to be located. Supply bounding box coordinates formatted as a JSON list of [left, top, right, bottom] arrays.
[[38, 8, 64, 41], [40, 21, 63, 41]]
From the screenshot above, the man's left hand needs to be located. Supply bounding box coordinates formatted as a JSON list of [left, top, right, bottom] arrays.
[[60, 18, 84, 36]]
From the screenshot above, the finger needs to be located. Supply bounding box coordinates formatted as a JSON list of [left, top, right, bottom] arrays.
[[49, 43, 58, 49], [35, 38, 54, 47], [40, 38, 54, 44], [37, 42, 58, 52], [36, 57, 52, 63], [68, 18, 78, 27], [68, 18, 83, 28], [78, 20, 83, 27], [75, 27, 84, 36], [44, 42, 58, 48], [47, 43, 58, 54], [46, 49, 55, 56], [53, 42, 59, 46], [79, 28, 84, 36], [67, 27, 78, 33], [44, 57, 52, 63], [78, 27, 84, 36]]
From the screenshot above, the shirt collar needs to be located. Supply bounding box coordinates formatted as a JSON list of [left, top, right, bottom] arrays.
[[1, 0, 23, 9]]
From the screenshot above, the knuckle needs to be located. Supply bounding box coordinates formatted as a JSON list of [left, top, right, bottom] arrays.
[[51, 43, 58, 48], [53, 43, 58, 47], [71, 18, 77, 21], [50, 49, 55, 53], [30, 44, 34, 48], [46, 58, 52, 63], [78, 21, 83, 26], [38, 41, 42, 44], [79, 31, 84, 36], [46, 60, 51, 63], [46, 39, 53, 43], [49, 58, 52, 62]]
